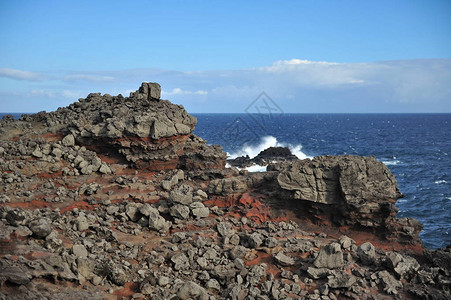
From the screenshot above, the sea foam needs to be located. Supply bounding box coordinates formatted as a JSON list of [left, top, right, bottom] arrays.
[[229, 135, 311, 160], [228, 136, 311, 172]]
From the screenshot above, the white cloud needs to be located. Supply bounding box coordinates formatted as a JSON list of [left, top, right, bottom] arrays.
[[1, 58, 450, 112], [0, 68, 46, 81], [27, 89, 84, 99], [63, 74, 115, 82], [270, 58, 340, 66], [162, 88, 208, 96]]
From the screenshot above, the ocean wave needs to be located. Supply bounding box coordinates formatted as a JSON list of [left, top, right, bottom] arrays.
[[381, 159, 401, 166], [434, 180, 447, 184], [229, 136, 312, 160]]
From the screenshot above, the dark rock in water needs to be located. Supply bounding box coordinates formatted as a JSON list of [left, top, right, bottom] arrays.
[[227, 155, 253, 168], [255, 146, 297, 162], [227, 146, 298, 168]]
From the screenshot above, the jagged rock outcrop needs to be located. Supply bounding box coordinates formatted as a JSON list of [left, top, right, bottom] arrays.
[[7, 83, 226, 171], [265, 155, 422, 242]]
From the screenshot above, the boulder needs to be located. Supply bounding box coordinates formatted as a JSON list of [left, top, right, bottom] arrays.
[[217, 221, 235, 238], [28, 218, 52, 238], [274, 252, 295, 266], [62, 134, 75, 146], [130, 82, 161, 100], [314, 243, 344, 269], [177, 281, 209, 300], [357, 242, 376, 265]]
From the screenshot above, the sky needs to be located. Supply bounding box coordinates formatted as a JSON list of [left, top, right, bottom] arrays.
[[0, 0, 450, 113]]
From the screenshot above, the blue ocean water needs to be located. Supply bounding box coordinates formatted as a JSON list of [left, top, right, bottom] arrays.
[[192, 113, 451, 249]]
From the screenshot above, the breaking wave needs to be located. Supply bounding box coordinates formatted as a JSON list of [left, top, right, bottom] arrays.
[[381, 159, 401, 166], [229, 136, 312, 160]]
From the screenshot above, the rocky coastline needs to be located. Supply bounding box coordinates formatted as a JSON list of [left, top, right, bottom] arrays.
[[0, 82, 449, 299]]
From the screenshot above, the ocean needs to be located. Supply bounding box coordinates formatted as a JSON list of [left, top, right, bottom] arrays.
[[2, 112, 450, 249], [192, 113, 451, 249]]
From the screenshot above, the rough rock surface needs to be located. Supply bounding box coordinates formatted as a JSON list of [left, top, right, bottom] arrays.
[[0, 82, 449, 300]]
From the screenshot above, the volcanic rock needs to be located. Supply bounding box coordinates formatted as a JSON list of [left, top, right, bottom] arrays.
[[313, 242, 344, 269], [0, 82, 449, 300]]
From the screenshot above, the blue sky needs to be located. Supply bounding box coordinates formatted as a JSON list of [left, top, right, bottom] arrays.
[[0, 0, 450, 113]]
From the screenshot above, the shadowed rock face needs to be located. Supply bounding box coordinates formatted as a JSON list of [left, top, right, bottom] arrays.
[[268, 156, 423, 242]]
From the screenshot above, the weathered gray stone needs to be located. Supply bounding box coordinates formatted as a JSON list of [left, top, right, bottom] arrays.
[[192, 206, 210, 218], [148, 206, 171, 233], [274, 252, 295, 266], [130, 82, 161, 100], [386, 252, 420, 279], [169, 204, 190, 219], [230, 245, 248, 260], [307, 267, 330, 279], [72, 244, 88, 258], [217, 221, 235, 238], [205, 279, 221, 291], [126, 203, 141, 222], [357, 242, 376, 265], [177, 281, 208, 300], [327, 270, 356, 288], [170, 184, 193, 205], [99, 163, 112, 174], [171, 253, 190, 271], [241, 232, 263, 248], [339, 235, 354, 250], [314, 243, 344, 269], [62, 134, 75, 146], [28, 218, 52, 238], [376, 270, 403, 295], [264, 237, 278, 248]]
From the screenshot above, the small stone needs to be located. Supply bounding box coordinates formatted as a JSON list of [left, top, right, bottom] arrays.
[[32, 148, 43, 158], [62, 134, 75, 146], [357, 242, 376, 265], [313, 242, 344, 269], [192, 207, 210, 218], [51, 147, 63, 158], [265, 237, 278, 248], [28, 218, 52, 238], [177, 281, 208, 300], [158, 276, 170, 286], [76, 215, 90, 231], [274, 252, 295, 266], [196, 190, 208, 199], [99, 163, 112, 174], [339, 235, 354, 250], [241, 232, 263, 248], [72, 244, 88, 258], [217, 221, 235, 238], [170, 184, 193, 205], [327, 270, 356, 288], [169, 204, 190, 219], [307, 267, 330, 279], [126, 203, 141, 222], [148, 206, 171, 233], [171, 253, 190, 270], [205, 279, 220, 291], [230, 245, 248, 260]]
